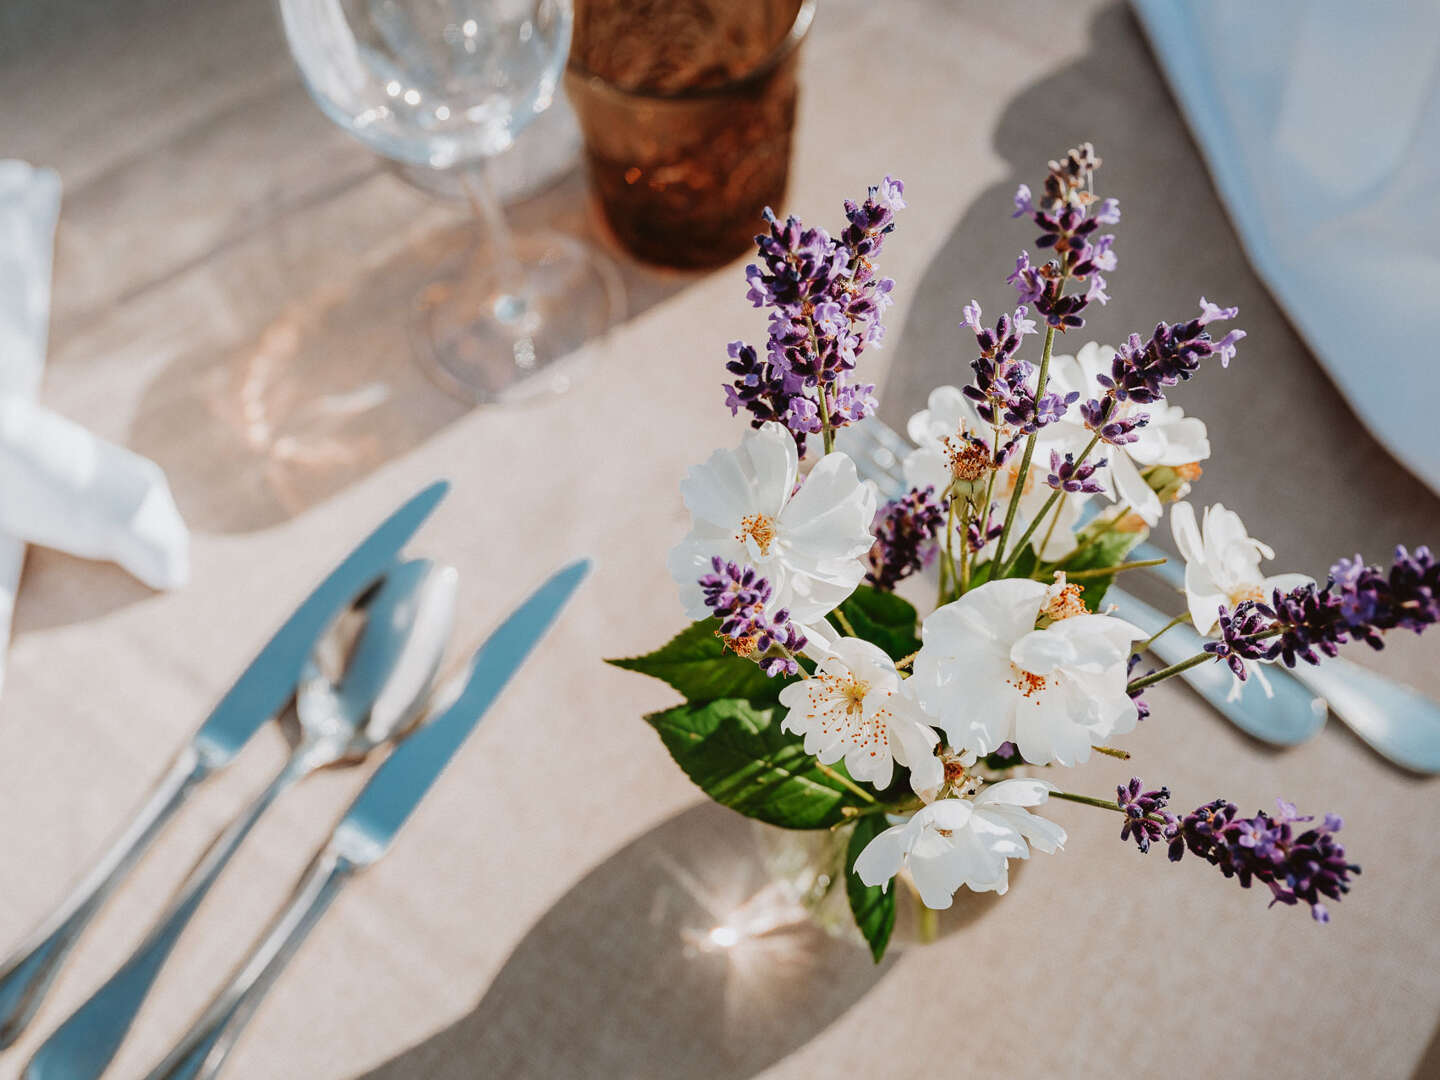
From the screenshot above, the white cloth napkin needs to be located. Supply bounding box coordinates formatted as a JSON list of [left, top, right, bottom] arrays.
[[0, 160, 190, 697], [1132, 0, 1440, 496]]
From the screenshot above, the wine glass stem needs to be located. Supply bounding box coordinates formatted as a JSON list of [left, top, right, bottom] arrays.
[[461, 161, 529, 329]]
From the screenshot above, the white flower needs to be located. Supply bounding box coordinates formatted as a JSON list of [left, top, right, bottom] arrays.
[[778, 638, 942, 797], [853, 779, 1066, 907], [911, 578, 1144, 766], [1043, 342, 1211, 526], [903, 386, 1086, 562], [1171, 502, 1313, 635], [667, 422, 877, 626]]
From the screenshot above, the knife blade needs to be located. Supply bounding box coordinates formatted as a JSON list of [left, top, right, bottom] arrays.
[[193, 480, 450, 765]]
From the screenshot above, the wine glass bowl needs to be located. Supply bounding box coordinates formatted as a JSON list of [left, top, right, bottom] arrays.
[[281, 0, 570, 168], [278, 0, 621, 404]]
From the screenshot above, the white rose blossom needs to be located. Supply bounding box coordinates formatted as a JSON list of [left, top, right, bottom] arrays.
[[1170, 501, 1313, 636], [853, 779, 1066, 907], [911, 577, 1145, 766], [777, 637, 943, 798], [667, 421, 877, 629]]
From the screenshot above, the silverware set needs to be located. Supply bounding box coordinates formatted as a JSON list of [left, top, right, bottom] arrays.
[[837, 419, 1440, 773], [0, 482, 591, 1079]]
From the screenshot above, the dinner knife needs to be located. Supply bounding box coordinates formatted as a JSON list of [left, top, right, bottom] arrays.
[[143, 558, 592, 1080], [0, 481, 449, 1048]]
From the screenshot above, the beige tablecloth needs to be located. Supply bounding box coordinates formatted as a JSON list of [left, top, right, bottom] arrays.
[[2, 2, 1438, 1078]]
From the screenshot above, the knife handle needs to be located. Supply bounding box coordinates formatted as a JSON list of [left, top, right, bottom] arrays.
[[24, 758, 307, 1080], [143, 847, 357, 1080], [0, 745, 212, 1048]]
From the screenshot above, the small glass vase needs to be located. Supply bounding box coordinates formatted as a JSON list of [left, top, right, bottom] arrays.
[[751, 820, 1014, 950]]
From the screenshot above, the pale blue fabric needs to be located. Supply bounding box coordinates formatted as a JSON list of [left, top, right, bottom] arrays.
[[1132, 0, 1440, 494]]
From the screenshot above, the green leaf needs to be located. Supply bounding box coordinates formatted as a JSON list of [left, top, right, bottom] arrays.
[[1060, 525, 1147, 608], [845, 814, 896, 963], [608, 619, 785, 704], [836, 586, 921, 661], [644, 699, 867, 828]]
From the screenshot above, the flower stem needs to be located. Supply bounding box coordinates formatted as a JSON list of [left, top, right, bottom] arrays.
[[958, 498, 973, 594], [1033, 492, 1068, 575], [1064, 557, 1167, 580], [1134, 611, 1191, 654], [997, 431, 1103, 578], [1051, 788, 1172, 830], [832, 608, 858, 638], [940, 496, 959, 606], [1048, 789, 1124, 813], [814, 760, 877, 803], [1126, 651, 1212, 692], [915, 889, 940, 944], [992, 325, 1057, 570], [819, 382, 835, 455]]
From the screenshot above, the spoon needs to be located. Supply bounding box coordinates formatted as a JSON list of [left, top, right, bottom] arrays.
[[23, 558, 457, 1080]]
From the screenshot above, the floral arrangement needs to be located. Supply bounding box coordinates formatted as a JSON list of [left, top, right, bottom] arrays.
[[612, 146, 1438, 961]]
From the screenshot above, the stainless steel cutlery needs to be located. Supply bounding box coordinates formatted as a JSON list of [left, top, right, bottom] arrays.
[[142, 558, 591, 1080], [0, 478, 592, 1080], [24, 559, 458, 1080], [0, 481, 448, 1049]]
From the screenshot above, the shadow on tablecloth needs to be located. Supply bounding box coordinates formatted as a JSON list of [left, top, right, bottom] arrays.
[[350, 802, 920, 1080], [126, 170, 698, 537], [884, 3, 1440, 579]]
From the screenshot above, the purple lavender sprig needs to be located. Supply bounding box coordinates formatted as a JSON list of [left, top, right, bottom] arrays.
[[726, 179, 904, 454], [1203, 600, 1277, 680], [866, 486, 948, 591], [1080, 300, 1245, 448], [697, 558, 806, 677], [966, 503, 1003, 554], [1009, 144, 1117, 329], [1207, 546, 1439, 675], [1167, 794, 1358, 923], [1114, 779, 1358, 922], [1115, 778, 1174, 854], [1046, 449, 1108, 494], [960, 300, 1069, 439], [1126, 653, 1152, 721]]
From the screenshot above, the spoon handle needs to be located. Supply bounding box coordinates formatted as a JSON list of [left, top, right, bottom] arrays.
[[23, 759, 305, 1079], [142, 847, 357, 1080], [0, 746, 211, 1049]]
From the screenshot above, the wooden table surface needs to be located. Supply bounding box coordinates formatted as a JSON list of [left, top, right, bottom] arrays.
[[2, 1, 1438, 1077]]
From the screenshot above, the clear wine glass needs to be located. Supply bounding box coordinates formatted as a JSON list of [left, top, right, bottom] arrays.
[[278, 0, 621, 403]]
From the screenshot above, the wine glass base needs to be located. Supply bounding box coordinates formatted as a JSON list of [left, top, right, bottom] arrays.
[[412, 231, 623, 405]]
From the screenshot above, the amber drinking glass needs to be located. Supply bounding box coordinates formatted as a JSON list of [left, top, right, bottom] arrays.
[[565, 0, 814, 269]]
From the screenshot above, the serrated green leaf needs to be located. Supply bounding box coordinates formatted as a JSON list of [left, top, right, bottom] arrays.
[[644, 699, 867, 829], [836, 586, 921, 661], [608, 618, 785, 704], [845, 814, 896, 962]]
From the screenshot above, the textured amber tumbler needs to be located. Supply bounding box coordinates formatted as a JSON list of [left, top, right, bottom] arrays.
[[565, 0, 814, 270]]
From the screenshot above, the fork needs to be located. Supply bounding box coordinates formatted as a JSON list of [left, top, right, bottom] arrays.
[[837, 418, 1440, 772]]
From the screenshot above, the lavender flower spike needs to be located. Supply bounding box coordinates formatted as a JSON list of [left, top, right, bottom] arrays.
[[867, 486, 948, 591], [697, 558, 806, 677], [1046, 449, 1108, 494], [1169, 796, 1360, 923]]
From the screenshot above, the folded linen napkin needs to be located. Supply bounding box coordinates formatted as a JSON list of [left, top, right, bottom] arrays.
[[0, 160, 190, 697], [1131, 0, 1440, 496]]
